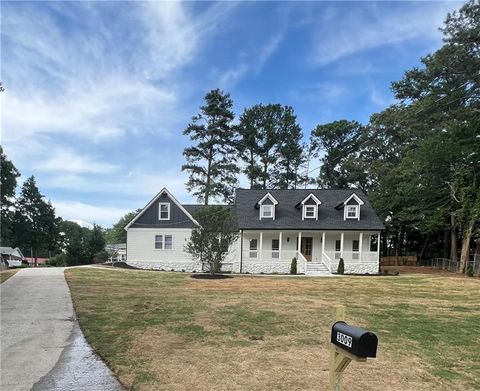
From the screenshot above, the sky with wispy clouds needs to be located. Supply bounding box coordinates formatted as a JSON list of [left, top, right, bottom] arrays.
[[1, 1, 464, 226]]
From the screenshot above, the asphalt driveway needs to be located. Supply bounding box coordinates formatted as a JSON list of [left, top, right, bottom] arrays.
[[1, 267, 123, 391]]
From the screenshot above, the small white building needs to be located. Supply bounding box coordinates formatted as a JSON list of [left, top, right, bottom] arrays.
[[0, 247, 25, 267], [125, 188, 384, 275]]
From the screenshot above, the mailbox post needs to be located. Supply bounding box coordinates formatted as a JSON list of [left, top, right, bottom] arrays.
[[329, 305, 378, 391]]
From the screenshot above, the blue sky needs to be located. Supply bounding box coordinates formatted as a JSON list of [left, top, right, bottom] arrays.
[[1, 1, 464, 226]]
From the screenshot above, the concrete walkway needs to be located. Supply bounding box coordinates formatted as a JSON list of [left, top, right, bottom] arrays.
[[1, 267, 124, 391]]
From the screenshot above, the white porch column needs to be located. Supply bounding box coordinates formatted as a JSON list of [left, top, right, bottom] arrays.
[[377, 231, 381, 261], [259, 231, 263, 261], [359, 232, 363, 262], [322, 231, 326, 259], [279, 231, 283, 261], [297, 231, 302, 257], [340, 232, 344, 259]]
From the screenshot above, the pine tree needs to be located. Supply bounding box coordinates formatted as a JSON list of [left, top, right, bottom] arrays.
[[182, 89, 238, 204], [271, 106, 307, 189], [0, 146, 20, 246], [86, 223, 106, 263], [14, 176, 57, 264]]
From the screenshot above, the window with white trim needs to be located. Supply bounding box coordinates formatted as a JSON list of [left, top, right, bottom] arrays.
[[249, 239, 258, 258], [370, 235, 378, 252], [303, 205, 317, 219], [272, 239, 279, 259], [335, 239, 341, 259], [352, 239, 359, 260], [155, 234, 173, 250], [346, 205, 358, 219], [260, 204, 274, 219], [159, 203, 170, 220]]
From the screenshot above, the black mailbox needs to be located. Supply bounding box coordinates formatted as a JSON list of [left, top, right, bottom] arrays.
[[331, 321, 378, 358]]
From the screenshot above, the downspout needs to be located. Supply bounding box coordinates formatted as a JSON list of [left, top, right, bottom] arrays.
[[239, 229, 243, 274]]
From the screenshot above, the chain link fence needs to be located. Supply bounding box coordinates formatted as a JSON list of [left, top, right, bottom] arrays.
[[419, 257, 480, 275]]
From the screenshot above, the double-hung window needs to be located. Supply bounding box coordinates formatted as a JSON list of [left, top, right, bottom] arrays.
[[271, 239, 279, 259], [346, 205, 358, 219], [155, 234, 173, 250], [352, 239, 359, 260], [159, 203, 170, 220], [335, 239, 341, 259], [261, 205, 273, 219], [249, 239, 258, 258], [304, 205, 317, 219]]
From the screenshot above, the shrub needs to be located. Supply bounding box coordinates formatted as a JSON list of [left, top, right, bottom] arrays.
[[47, 253, 68, 267], [466, 265, 474, 277], [337, 258, 345, 275], [93, 250, 109, 264], [290, 257, 297, 275]]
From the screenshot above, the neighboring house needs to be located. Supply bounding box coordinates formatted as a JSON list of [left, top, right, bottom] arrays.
[[105, 243, 127, 262], [125, 188, 385, 275], [0, 247, 25, 267]]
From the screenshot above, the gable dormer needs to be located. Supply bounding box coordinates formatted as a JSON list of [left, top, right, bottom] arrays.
[[336, 193, 364, 221], [256, 192, 278, 220], [297, 193, 322, 220]]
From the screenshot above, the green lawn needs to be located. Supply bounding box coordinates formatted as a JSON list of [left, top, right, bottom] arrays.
[[65, 268, 480, 391]]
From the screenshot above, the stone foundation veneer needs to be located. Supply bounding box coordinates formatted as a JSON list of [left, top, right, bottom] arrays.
[[127, 260, 202, 272], [239, 261, 304, 274], [329, 260, 379, 275]]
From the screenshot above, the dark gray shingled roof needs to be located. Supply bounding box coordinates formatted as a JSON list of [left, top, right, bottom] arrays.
[[234, 189, 385, 231]]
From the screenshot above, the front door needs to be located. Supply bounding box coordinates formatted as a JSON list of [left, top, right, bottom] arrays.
[[301, 237, 313, 261]]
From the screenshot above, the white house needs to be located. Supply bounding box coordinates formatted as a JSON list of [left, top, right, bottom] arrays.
[[125, 188, 385, 275]]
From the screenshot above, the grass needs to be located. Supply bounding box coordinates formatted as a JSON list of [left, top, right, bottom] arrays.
[[65, 268, 480, 391], [0, 269, 19, 283]]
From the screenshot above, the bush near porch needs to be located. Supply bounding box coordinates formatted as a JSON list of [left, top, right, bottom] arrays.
[[65, 268, 480, 391]]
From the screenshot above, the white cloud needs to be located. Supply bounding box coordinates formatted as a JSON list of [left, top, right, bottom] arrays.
[[52, 200, 129, 227], [310, 2, 460, 66], [37, 149, 119, 174]]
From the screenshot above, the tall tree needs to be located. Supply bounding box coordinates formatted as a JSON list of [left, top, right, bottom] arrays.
[[0, 146, 20, 246], [86, 223, 106, 263], [310, 120, 364, 188], [270, 106, 308, 189], [14, 176, 57, 264], [104, 210, 139, 244], [182, 89, 238, 204], [237, 104, 306, 189]]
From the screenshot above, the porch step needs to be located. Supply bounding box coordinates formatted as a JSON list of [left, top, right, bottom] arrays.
[[305, 262, 330, 275]]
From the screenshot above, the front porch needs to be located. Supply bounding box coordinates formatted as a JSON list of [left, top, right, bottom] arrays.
[[239, 230, 381, 275]]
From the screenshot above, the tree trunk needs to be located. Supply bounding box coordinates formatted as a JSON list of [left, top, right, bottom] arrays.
[[459, 219, 473, 274], [34, 247, 38, 267], [443, 229, 449, 259], [205, 147, 213, 205], [450, 214, 457, 261]]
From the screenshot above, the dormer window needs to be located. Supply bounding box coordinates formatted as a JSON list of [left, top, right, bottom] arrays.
[[158, 202, 170, 220], [337, 193, 364, 221], [346, 205, 359, 219], [299, 193, 321, 220], [303, 205, 317, 219], [261, 204, 274, 219], [257, 192, 278, 220]]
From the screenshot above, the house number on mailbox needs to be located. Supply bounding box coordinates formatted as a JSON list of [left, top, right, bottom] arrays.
[[336, 332, 352, 348]]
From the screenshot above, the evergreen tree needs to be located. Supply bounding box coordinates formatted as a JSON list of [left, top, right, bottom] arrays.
[[14, 176, 57, 264], [0, 146, 20, 246], [271, 106, 308, 189], [310, 120, 364, 189], [182, 89, 238, 204], [86, 223, 106, 263]]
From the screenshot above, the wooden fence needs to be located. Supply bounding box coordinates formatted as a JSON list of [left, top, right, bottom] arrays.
[[380, 255, 417, 266]]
